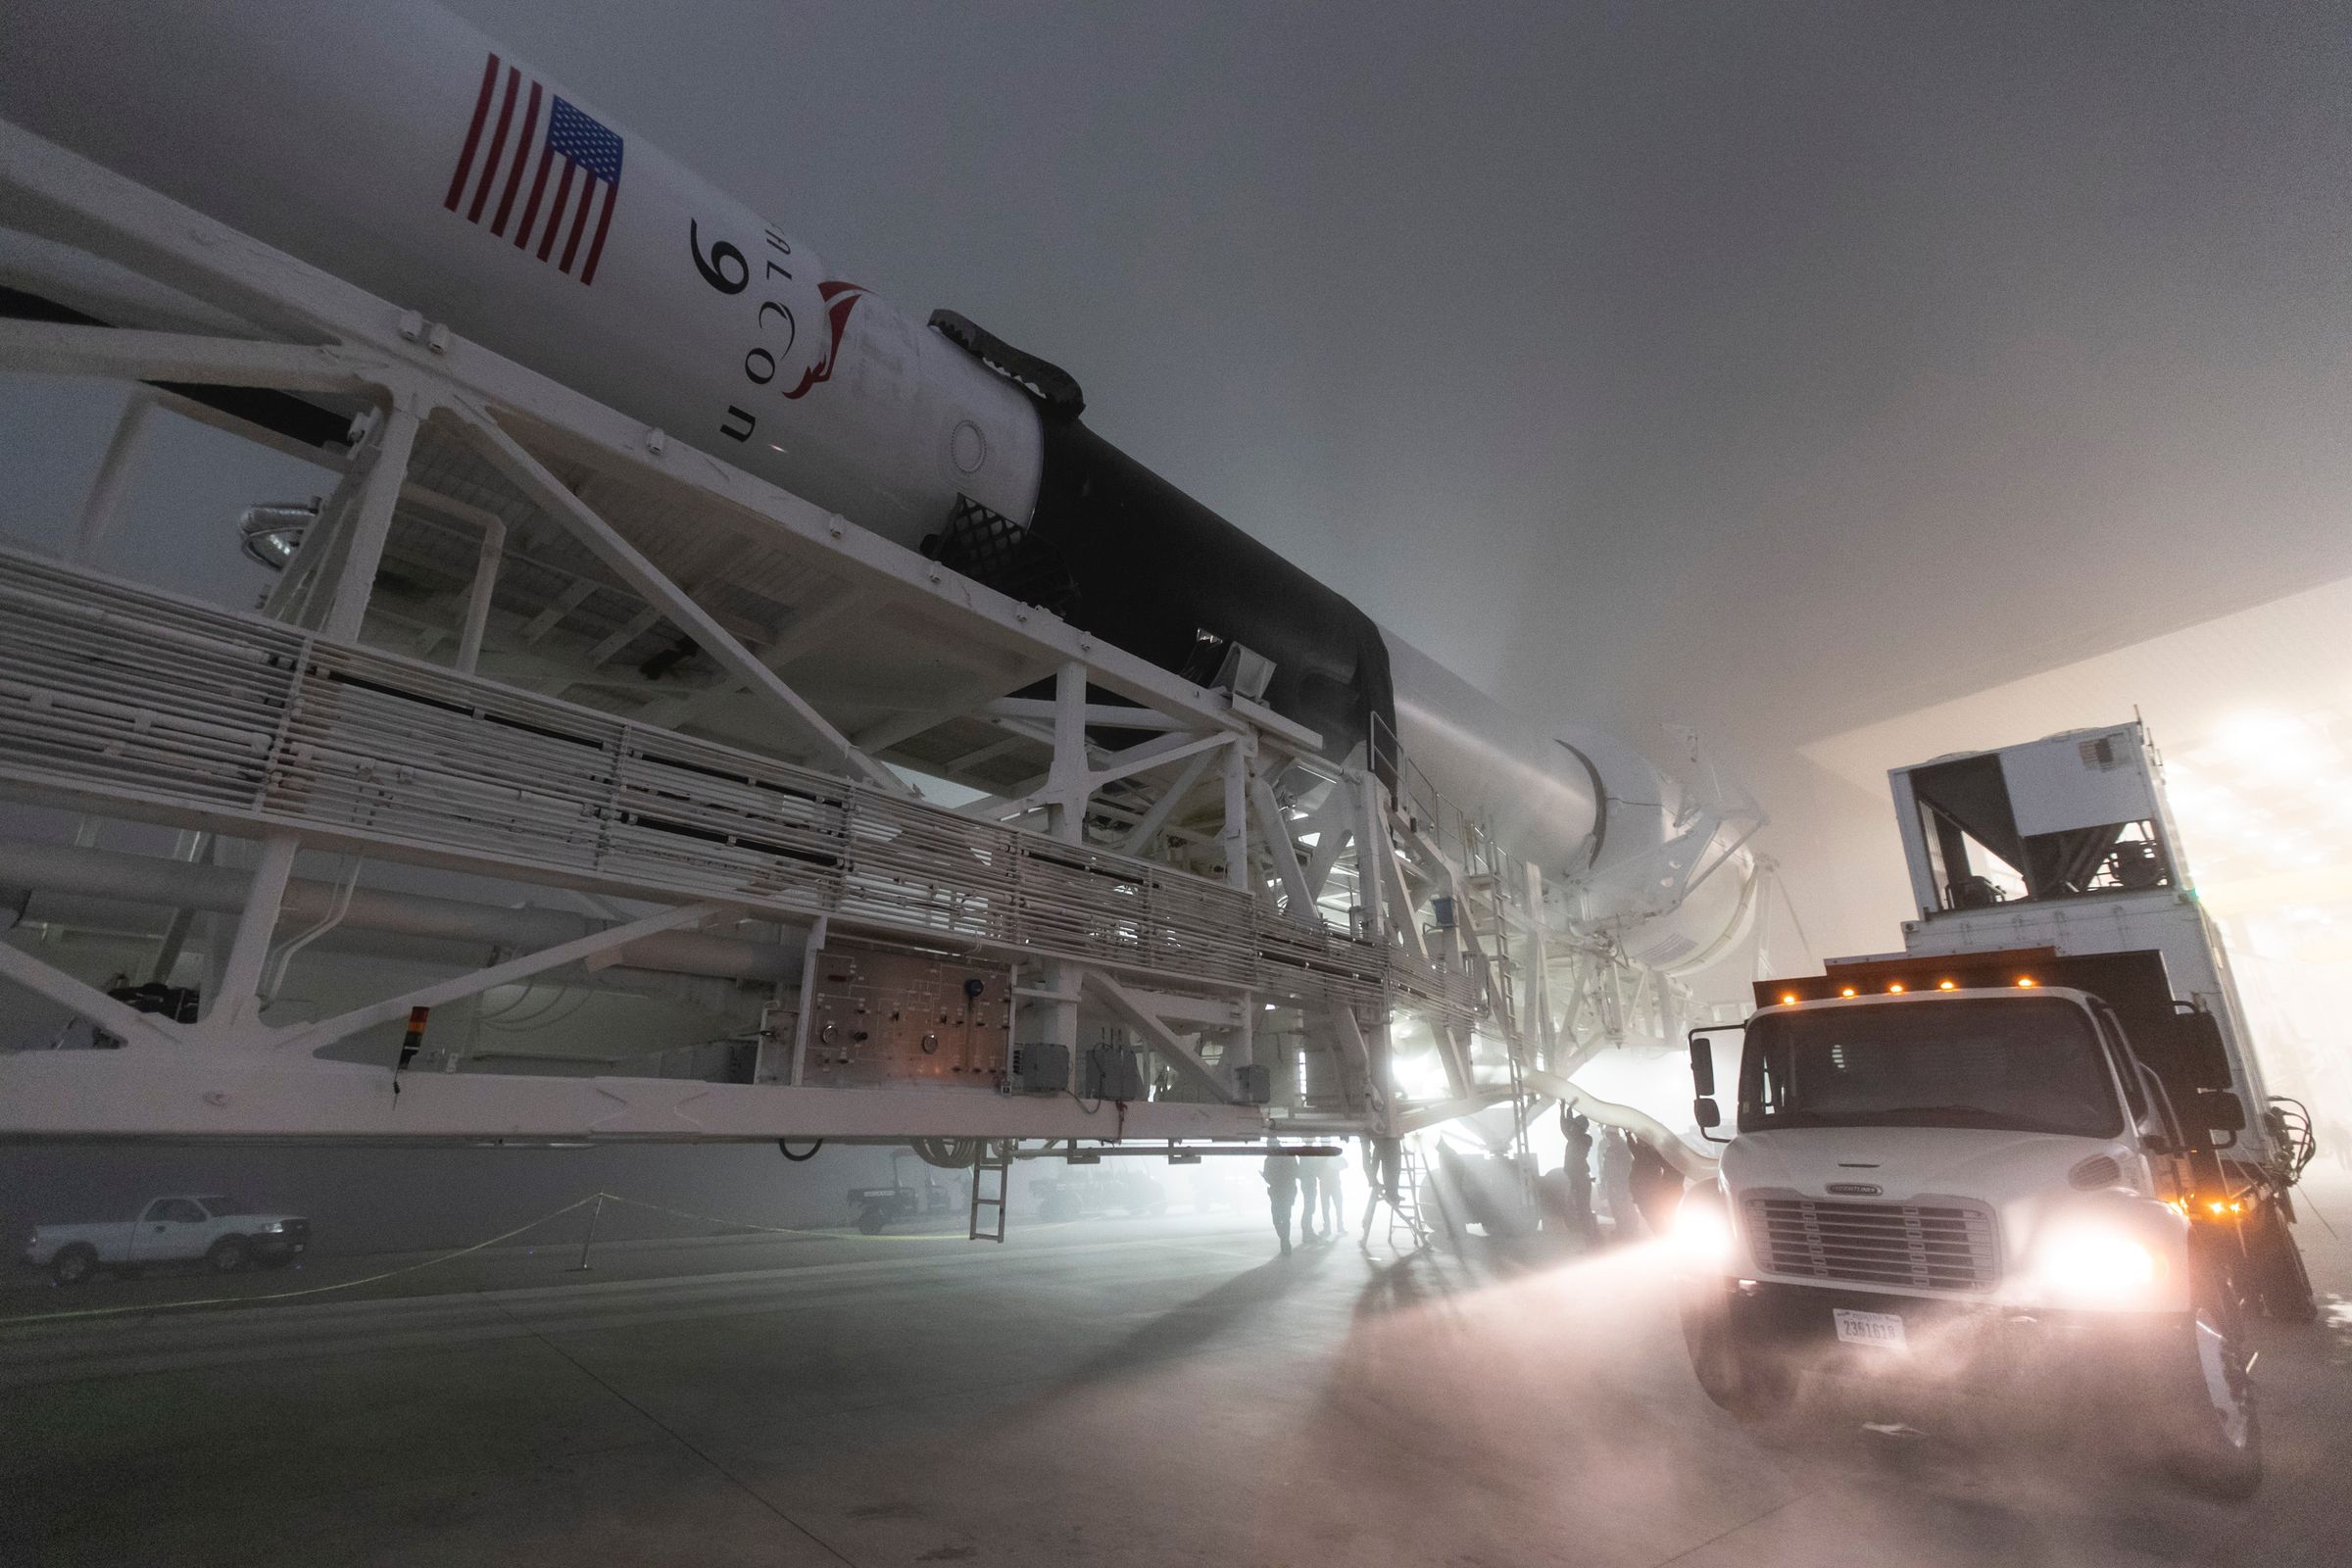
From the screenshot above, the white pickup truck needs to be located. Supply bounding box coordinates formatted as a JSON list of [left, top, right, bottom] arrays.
[[22, 1195, 311, 1285]]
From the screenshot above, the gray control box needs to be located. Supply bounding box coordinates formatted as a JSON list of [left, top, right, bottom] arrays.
[[1083, 1043, 1146, 1102]]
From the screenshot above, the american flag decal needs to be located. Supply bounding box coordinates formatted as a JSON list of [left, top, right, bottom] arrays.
[[444, 54, 623, 285]]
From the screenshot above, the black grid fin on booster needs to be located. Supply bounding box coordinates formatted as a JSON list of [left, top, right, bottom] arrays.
[[926, 495, 1076, 615]]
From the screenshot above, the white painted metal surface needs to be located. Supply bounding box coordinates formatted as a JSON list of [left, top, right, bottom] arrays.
[[2, 0, 1044, 552], [0, 77, 1754, 1158]]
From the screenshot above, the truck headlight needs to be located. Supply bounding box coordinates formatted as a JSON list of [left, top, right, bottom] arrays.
[[258, 1221, 285, 1234], [1673, 1199, 1735, 1267], [2034, 1224, 2163, 1303]]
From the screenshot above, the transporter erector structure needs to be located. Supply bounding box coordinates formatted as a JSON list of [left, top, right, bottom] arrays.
[[0, 2, 1759, 1208]]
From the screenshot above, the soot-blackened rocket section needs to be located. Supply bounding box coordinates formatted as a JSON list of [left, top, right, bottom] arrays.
[[927, 313, 1396, 782]]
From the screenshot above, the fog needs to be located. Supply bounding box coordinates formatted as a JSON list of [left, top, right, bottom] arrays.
[[433, 0, 2352, 968]]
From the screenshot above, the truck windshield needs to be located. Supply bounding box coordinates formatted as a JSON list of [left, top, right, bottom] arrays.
[[1739, 999, 2123, 1138]]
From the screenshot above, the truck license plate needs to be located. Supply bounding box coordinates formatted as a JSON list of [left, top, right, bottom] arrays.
[[1833, 1308, 1907, 1349]]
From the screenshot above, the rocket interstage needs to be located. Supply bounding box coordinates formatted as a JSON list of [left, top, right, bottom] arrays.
[[0, 0, 1753, 957]]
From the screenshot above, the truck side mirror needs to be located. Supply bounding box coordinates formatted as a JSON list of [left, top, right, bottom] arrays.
[[2174, 1010, 2231, 1091], [2201, 1089, 2246, 1134], [1687, 1023, 1746, 1097], [1686, 1023, 1744, 1144]]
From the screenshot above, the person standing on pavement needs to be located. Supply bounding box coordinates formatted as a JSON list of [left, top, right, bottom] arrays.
[[1359, 1135, 1397, 1244], [1311, 1151, 1344, 1241], [1627, 1135, 1687, 1238], [1599, 1127, 1638, 1241], [1262, 1141, 1300, 1255], [1559, 1109, 1599, 1245], [1297, 1153, 1324, 1243]]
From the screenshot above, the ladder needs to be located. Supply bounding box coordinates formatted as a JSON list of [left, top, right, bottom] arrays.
[[1459, 864, 1538, 1213], [1385, 1138, 1433, 1250], [1501, 1032, 1538, 1210], [968, 1140, 1012, 1243]]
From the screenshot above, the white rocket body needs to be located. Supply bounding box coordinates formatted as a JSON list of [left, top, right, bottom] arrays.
[[0, 0, 1041, 549], [0, 0, 1753, 968]]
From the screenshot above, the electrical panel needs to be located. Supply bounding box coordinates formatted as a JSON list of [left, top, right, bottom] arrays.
[[803, 942, 1011, 1089]]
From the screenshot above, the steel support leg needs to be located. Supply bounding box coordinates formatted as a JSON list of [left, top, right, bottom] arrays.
[[196, 832, 301, 1038], [321, 399, 424, 642], [70, 387, 155, 564]]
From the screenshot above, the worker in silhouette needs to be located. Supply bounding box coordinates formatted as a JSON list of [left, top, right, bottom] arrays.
[[1297, 1152, 1324, 1242], [1262, 1141, 1299, 1255], [1359, 1135, 1397, 1245], [1556, 1109, 1599, 1245], [1628, 1135, 1686, 1237], [1310, 1150, 1344, 1241], [1599, 1127, 1638, 1241]]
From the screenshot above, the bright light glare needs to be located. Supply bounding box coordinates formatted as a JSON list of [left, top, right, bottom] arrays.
[[1673, 1200, 1736, 1268], [2217, 710, 2316, 779], [2036, 1225, 2160, 1302]]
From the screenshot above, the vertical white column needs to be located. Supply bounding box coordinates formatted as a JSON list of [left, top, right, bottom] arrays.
[[454, 515, 505, 674], [788, 914, 827, 1086], [1045, 661, 1089, 845], [1356, 773, 1388, 942], [1042, 662, 1088, 1088], [321, 399, 424, 643], [197, 832, 300, 1038], [1220, 741, 1250, 891]]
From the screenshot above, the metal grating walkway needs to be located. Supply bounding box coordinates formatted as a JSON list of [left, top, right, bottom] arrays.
[[0, 546, 1415, 1010]]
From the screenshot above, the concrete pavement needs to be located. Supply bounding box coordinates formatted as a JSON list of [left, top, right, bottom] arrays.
[[4, 1182, 2349, 1566]]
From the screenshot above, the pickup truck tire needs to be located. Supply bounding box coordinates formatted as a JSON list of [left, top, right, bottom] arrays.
[[2164, 1269, 2262, 1500], [50, 1243, 97, 1287], [207, 1236, 251, 1274], [857, 1206, 888, 1236]]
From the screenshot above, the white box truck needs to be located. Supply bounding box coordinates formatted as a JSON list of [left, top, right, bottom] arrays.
[[1678, 722, 2315, 1499]]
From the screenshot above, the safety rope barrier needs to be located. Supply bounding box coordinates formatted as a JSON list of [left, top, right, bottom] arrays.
[[0, 1189, 1010, 1328], [591, 1191, 992, 1245]]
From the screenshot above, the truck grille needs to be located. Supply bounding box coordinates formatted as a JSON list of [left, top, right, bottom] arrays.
[[1743, 1196, 1998, 1292]]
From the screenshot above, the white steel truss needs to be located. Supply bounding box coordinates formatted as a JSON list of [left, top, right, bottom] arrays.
[[0, 120, 1719, 1166]]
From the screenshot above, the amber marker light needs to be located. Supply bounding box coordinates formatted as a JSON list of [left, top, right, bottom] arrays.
[[2016, 976, 2037, 988], [1839, 987, 1858, 998], [1938, 979, 1958, 991], [1887, 982, 1906, 993], [1780, 994, 1797, 1005]]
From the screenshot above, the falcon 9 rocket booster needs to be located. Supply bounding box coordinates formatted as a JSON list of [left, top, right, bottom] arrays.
[[0, 0, 1754, 967]]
